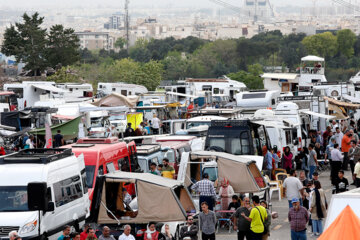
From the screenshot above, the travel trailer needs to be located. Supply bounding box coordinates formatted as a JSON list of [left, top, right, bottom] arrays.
[[97, 82, 148, 97], [4, 81, 68, 110], [0, 148, 89, 239], [235, 90, 280, 110]]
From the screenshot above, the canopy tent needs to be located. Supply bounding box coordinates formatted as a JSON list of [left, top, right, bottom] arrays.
[[185, 151, 266, 193], [32, 84, 68, 93], [89, 172, 195, 224], [324, 96, 360, 110], [92, 93, 139, 108], [299, 109, 336, 119], [319, 205, 360, 240], [29, 116, 81, 140], [301, 55, 325, 62]]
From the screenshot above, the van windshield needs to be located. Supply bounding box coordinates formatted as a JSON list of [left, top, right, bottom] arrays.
[[186, 122, 211, 129], [0, 186, 29, 212], [85, 165, 96, 188], [203, 167, 218, 181]]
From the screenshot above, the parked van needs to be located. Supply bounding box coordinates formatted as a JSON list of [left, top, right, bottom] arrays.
[[186, 116, 227, 129], [0, 148, 89, 239], [136, 144, 164, 173], [63, 137, 139, 198]]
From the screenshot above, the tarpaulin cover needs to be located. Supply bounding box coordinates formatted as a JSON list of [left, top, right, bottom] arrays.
[[92, 93, 139, 107], [319, 205, 360, 240], [324, 96, 360, 109], [0, 111, 31, 130]]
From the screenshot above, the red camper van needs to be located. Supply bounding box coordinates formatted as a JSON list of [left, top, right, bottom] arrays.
[[63, 137, 140, 201]]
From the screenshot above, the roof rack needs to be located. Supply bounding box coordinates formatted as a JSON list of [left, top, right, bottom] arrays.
[[211, 120, 250, 127], [136, 144, 161, 155], [0, 148, 73, 164]]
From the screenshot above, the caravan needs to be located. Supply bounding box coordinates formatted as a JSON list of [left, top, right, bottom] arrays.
[[97, 82, 148, 97]]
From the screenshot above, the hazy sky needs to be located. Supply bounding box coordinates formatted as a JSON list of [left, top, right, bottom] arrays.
[[0, 0, 331, 9]]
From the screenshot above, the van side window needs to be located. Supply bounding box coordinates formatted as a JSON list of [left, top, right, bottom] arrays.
[[80, 169, 88, 194], [240, 132, 250, 154], [53, 175, 83, 207], [47, 187, 52, 202], [106, 162, 116, 173], [98, 166, 104, 176], [118, 157, 130, 172]]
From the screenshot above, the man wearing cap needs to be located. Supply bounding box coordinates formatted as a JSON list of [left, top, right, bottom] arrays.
[[288, 198, 309, 240]]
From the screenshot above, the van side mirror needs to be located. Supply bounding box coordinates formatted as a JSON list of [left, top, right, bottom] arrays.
[[47, 202, 55, 212]]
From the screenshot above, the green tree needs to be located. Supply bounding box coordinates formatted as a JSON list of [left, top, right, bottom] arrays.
[[114, 37, 126, 49], [47, 67, 81, 83], [1, 12, 47, 75], [302, 32, 338, 58], [162, 51, 189, 80], [129, 38, 151, 62], [337, 29, 356, 58], [46, 24, 80, 68], [227, 64, 263, 89]]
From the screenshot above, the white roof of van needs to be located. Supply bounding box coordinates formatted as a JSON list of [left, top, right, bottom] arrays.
[[261, 73, 298, 80], [0, 164, 46, 185], [187, 115, 227, 122]]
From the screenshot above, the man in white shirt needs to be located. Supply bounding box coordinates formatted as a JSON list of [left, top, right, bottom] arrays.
[[151, 114, 161, 135], [119, 225, 135, 240], [331, 143, 343, 185], [25, 135, 35, 149], [331, 120, 338, 133], [334, 127, 343, 148], [283, 169, 304, 208]]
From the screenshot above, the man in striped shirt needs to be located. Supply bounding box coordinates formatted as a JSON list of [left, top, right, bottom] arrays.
[[191, 173, 216, 210]]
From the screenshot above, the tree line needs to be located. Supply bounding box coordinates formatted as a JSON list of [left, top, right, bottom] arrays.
[[3, 12, 360, 90]]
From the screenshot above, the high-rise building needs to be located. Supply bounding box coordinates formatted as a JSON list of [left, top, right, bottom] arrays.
[[104, 13, 125, 30]]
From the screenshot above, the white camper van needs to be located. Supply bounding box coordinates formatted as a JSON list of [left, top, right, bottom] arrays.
[[0, 148, 89, 240], [97, 82, 148, 97]]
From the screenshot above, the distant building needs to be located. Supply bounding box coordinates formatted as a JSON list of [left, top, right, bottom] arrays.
[[104, 13, 125, 30], [75, 31, 114, 50]]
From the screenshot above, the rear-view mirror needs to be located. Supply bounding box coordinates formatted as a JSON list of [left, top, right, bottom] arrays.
[[47, 202, 55, 212]]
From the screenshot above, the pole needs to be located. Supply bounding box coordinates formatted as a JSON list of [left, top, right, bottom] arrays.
[[38, 210, 41, 238]]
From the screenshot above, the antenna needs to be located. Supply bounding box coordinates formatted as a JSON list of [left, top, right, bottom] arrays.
[[125, 0, 130, 51]]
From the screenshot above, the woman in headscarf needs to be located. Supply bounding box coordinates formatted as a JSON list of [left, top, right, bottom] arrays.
[[310, 181, 327, 237], [282, 146, 293, 173], [144, 222, 159, 240], [218, 178, 234, 211]]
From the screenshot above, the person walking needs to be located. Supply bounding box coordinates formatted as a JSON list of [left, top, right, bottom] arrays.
[[151, 114, 161, 134], [341, 130, 352, 170], [179, 215, 198, 240], [234, 197, 252, 240], [282, 146, 293, 174], [308, 144, 318, 180], [54, 130, 64, 148], [119, 225, 135, 240], [330, 143, 343, 185], [191, 173, 216, 211], [334, 127, 343, 148], [199, 202, 216, 240], [348, 140, 360, 185], [310, 181, 327, 237], [283, 169, 304, 208], [241, 196, 267, 240], [288, 198, 309, 240]]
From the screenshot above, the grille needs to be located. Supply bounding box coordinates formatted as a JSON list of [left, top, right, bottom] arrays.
[[0, 226, 19, 237]]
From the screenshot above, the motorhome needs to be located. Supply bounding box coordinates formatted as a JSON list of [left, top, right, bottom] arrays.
[[235, 90, 280, 111], [4, 81, 68, 110], [97, 82, 148, 97], [205, 120, 271, 169], [0, 148, 89, 239], [55, 83, 93, 98], [63, 137, 139, 199]]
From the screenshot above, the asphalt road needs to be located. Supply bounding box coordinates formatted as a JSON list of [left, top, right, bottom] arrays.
[[215, 168, 355, 240]]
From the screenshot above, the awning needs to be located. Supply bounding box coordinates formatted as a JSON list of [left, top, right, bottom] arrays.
[[261, 73, 299, 80], [0, 91, 15, 96], [324, 96, 360, 109], [299, 110, 335, 119], [32, 84, 68, 93], [342, 94, 360, 104], [301, 55, 324, 62], [328, 104, 349, 120]]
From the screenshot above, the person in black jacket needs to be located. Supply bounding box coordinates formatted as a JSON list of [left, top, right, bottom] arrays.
[[179, 215, 198, 240]]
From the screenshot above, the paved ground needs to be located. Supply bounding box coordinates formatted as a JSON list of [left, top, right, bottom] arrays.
[[215, 169, 355, 240]]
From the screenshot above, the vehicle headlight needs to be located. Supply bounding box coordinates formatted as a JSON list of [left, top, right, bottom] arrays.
[[20, 219, 37, 234]]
